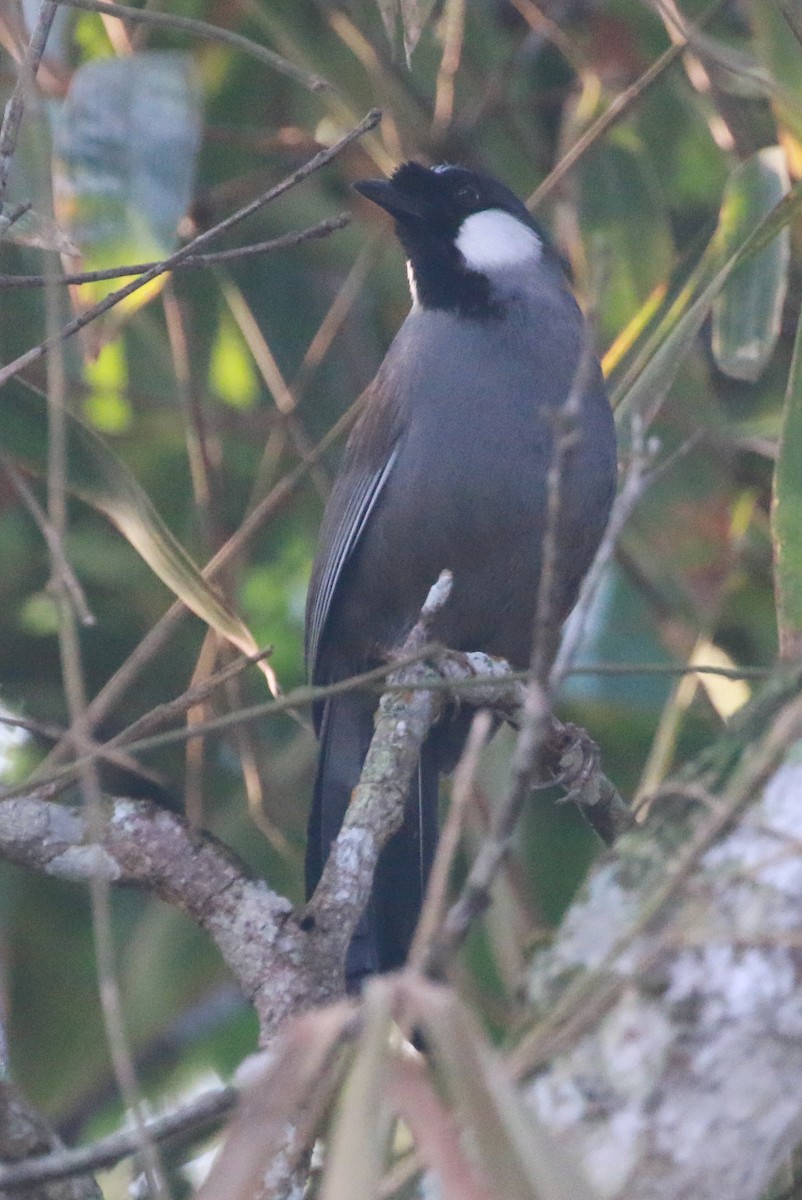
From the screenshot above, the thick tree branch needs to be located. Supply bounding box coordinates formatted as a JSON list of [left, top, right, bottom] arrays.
[[0, 570, 627, 1049], [515, 688, 802, 1200], [0, 793, 309, 1036], [303, 572, 454, 992]]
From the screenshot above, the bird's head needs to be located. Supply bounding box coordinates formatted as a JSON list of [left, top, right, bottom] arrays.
[[354, 161, 555, 317]]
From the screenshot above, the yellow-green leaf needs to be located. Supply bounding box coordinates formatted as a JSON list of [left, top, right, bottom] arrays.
[[772, 308, 802, 661], [748, 0, 802, 170], [613, 180, 802, 429], [711, 147, 790, 382], [52, 52, 202, 315]]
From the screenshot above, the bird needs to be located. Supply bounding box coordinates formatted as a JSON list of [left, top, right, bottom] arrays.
[[304, 161, 616, 988]]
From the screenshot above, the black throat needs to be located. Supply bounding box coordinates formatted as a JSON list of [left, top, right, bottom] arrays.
[[398, 225, 504, 319]]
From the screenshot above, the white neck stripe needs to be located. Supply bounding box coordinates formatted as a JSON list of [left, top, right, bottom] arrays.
[[405, 259, 420, 307], [455, 208, 542, 271]]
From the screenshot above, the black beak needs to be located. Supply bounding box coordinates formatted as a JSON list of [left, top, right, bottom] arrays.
[[353, 178, 429, 222]]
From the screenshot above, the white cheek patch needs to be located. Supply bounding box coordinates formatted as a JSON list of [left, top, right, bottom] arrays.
[[456, 208, 542, 271]]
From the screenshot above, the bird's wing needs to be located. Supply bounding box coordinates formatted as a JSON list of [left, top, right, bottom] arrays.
[[305, 442, 399, 682]]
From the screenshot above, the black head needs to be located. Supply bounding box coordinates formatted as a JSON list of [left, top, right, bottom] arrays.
[[354, 162, 553, 317]]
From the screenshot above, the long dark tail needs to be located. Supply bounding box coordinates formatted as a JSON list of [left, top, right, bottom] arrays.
[[306, 692, 439, 989]]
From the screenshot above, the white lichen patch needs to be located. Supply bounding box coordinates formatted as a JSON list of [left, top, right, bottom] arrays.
[[582, 1107, 646, 1197], [530, 1068, 589, 1131], [48, 843, 121, 882], [521, 752, 802, 1200], [110, 797, 151, 832], [666, 943, 802, 1036], [704, 761, 802, 897], [530, 863, 636, 990], [529, 1062, 645, 1197], [330, 826, 375, 900], [600, 990, 673, 1099]]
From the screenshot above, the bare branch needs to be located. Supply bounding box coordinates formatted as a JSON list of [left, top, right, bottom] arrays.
[[0, 1, 58, 209], [0, 445, 94, 626], [0, 790, 326, 1030], [514, 690, 802, 1200], [0, 108, 382, 390], [304, 572, 454, 992], [550, 416, 660, 691], [0, 214, 352, 289]]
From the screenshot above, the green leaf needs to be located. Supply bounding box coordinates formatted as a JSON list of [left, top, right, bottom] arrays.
[[747, 0, 802, 162], [209, 313, 259, 409], [711, 147, 790, 382], [52, 52, 202, 312], [83, 340, 132, 432], [0, 386, 263, 663], [578, 135, 674, 343], [613, 180, 802, 429], [772, 308, 802, 661]]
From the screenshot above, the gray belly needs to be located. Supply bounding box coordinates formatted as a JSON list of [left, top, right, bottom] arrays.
[[325, 406, 613, 672]]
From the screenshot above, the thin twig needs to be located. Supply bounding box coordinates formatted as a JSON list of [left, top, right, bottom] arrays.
[[0, 445, 94, 626], [0, 713, 65, 741], [0, 1089, 237, 1190], [284, 234, 381, 406], [0, 199, 33, 232], [107, 650, 272, 750], [241, 233, 382, 508], [779, 0, 802, 46], [421, 682, 552, 976], [408, 711, 492, 971], [0, 641, 261, 794], [530, 331, 594, 684], [0, 214, 352, 289], [565, 662, 770, 679], [4, 645, 441, 799], [11, 650, 768, 801], [0, 0, 58, 209], [550, 416, 659, 691], [0, 109, 382, 390], [432, 0, 466, 133], [526, 3, 725, 208], [52, 0, 332, 92], [217, 274, 329, 499], [45, 207, 169, 1198], [34, 391, 367, 779], [505, 0, 584, 69]]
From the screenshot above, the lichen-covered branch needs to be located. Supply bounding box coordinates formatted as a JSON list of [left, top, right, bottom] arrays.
[[516, 689, 802, 1200], [0, 579, 627, 1039]]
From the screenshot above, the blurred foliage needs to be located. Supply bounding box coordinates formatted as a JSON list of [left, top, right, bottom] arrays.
[[1, 0, 802, 1192]]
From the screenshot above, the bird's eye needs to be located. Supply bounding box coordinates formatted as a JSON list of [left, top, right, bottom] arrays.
[[455, 183, 480, 208]]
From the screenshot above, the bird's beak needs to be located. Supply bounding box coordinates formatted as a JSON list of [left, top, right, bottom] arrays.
[[353, 178, 429, 222]]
